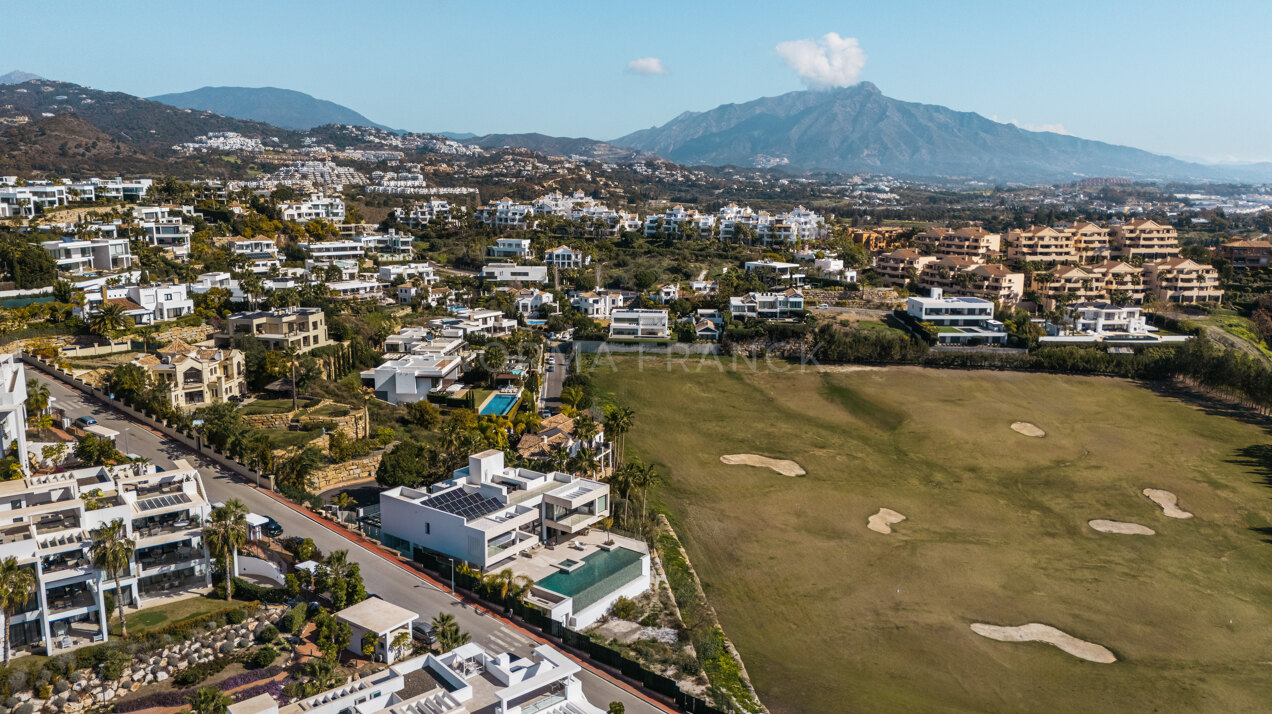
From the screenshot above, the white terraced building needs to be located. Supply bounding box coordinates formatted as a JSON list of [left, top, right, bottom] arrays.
[[906, 289, 1007, 345], [301, 240, 366, 262], [231, 239, 282, 274], [643, 206, 715, 237], [0, 461, 213, 656], [395, 198, 452, 227], [280, 193, 346, 223], [0, 354, 30, 471], [76, 283, 195, 325], [361, 353, 463, 404], [40, 238, 134, 274], [480, 263, 549, 284], [476, 198, 534, 230], [608, 309, 670, 340]]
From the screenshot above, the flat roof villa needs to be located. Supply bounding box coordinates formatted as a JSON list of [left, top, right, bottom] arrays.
[[381, 451, 647, 628], [906, 289, 1007, 346], [250, 643, 604, 714]]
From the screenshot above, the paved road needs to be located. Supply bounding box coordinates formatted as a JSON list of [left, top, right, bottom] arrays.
[[35, 374, 666, 713], [540, 340, 571, 409]]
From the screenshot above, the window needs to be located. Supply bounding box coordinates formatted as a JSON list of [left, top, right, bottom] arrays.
[[425, 522, 430, 535]]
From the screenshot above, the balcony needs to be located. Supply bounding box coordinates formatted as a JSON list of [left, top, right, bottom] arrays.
[[47, 589, 96, 613], [137, 545, 202, 571]]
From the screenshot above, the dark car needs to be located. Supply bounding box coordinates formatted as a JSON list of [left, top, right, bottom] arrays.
[[74, 416, 98, 428], [412, 622, 435, 645], [262, 517, 284, 538]]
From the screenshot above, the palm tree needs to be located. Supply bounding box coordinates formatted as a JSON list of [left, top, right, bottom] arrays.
[[430, 612, 470, 653], [187, 686, 232, 714], [203, 500, 248, 601], [0, 557, 36, 665], [89, 301, 129, 336], [625, 459, 662, 535], [24, 379, 50, 416], [136, 324, 158, 354], [89, 519, 135, 636], [482, 568, 533, 603], [559, 386, 584, 410], [606, 466, 634, 528], [333, 492, 356, 522], [285, 345, 300, 411], [602, 405, 634, 464]]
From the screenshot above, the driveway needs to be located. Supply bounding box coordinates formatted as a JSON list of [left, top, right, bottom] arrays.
[[32, 373, 669, 713]]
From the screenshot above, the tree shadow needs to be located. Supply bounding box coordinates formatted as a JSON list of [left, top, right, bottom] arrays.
[[1249, 526, 1272, 544], [1226, 444, 1272, 487], [1143, 380, 1272, 435]]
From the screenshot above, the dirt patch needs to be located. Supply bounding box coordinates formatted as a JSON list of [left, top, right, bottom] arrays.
[[814, 364, 883, 373], [1089, 519, 1155, 535], [1010, 421, 1046, 437], [867, 508, 906, 534], [970, 623, 1117, 664], [1143, 489, 1193, 519], [720, 454, 805, 477]]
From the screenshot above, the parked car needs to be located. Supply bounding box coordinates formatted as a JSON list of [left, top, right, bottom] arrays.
[[546, 365, 554, 372], [546, 356, 556, 365], [412, 622, 435, 645], [262, 517, 284, 538], [74, 416, 97, 428]]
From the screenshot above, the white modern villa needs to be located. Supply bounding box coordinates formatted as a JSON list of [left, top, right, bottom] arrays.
[[906, 289, 1007, 345]]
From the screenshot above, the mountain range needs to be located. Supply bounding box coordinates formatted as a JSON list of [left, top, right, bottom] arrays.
[[0, 70, 41, 84], [148, 86, 392, 131]]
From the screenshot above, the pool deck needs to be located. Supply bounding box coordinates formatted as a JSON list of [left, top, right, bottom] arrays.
[[496, 528, 647, 582], [476, 389, 523, 416]]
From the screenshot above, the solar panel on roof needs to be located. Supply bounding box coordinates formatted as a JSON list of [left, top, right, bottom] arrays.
[[422, 489, 503, 520]]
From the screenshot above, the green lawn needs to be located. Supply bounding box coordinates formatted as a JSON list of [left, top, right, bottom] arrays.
[[113, 596, 240, 635], [594, 359, 1272, 714], [261, 428, 322, 451], [240, 399, 298, 415], [308, 403, 351, 418]]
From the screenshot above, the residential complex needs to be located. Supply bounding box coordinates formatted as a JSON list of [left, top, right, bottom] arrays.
[[133, 340, 246, 412], [40, 238, 133, 274], [480, 263, 549, 284], [0, 354, 29, 471], [1143, 258, 1224, 303], [361, 354, 464, 405], [0, 462, 212, 656], [608, 309, 671, 340], [77, 283, 194, 325], [279, 193, 346, 223], [729, 290, 805, 320]]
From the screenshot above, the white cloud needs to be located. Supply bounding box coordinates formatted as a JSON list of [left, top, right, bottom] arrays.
[[627, 57, 666, 75], [1011, 120, 1069, 135], [776, 33, 866, 89]]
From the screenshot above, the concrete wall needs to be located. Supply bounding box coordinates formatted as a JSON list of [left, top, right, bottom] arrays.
[[235, 555, 286, 586], [570, 558, 652, 629], [574, 341, 719, 355], [61, 340, 134, 358]]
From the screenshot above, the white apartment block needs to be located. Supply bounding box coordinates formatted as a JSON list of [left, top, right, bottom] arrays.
[[138, 218, 192, 260], [231, 239, 282, 274], [77, 283, 194, 325], [427, 308, 516, 338], [280, 193, 346, 223], [480, 263, 549, 284], [542, 245, 590, 269], [489, 238, 532, 260], [379, 262, 438, 284], [301, 240, 365, 262], [359, 232, 415, 260], [383, 328, 465, 358], [361, 354, 463, 405], [0, 354, 30, 471], [41, 238, 133, 274], [729, 290, 805, 320], [0, 185, 69, 217], [395, 198, 452, 227], [644, 206, 715, 237], [609, 309, 670, 340], [326, 280, 387, 300], [0, 462, 213, 656], [476, 198, 534, 230]]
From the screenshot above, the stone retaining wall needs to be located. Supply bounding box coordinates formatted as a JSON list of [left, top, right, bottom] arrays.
[[243, 399, 366, 439], [310, 453, 383, 491], [156, 323, 217, 344]]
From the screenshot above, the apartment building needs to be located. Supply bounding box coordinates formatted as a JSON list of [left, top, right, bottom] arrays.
[[40, 238, 133, 274], [489, 238, 532, 260], [771, 206, 825, 244], [230, 239, 282, 274], [1143, 258, 1224, 304], [378, 262, 438, 284], [361, 354, 463, 405], [959, 263, 1025, 303], [217, 307, 332, 352], [609, 309, 670, 340], [906, 289, 1007, 345], [0, 462, 212, 656], [0, 354, 29, 471], [139, 218, 192, 260], [325, 280, 386, 300], [934, 227, 1001, 263], [644, 206, 715, 237], [729, 289, 805, 320], [1068, 222, 1111, 263], [280, 194, 345, 223], [382, 328, 465, 358], [77, 283, 194, 325], [0, 184, 69, 217], [570, 290, 628, 319], [1112, 219, 1180, 262], [848, 226, 907, 252], [427, 308, 516, 338], [542, 245, 589, 269], [480, 263, 549, 284], [134, 340, 246, 412], [874, 249, 937, 287], [300, 240, 365, 262], [380, 450, 610, 570], [396, 198, 451, 227], [1217, 239, 1272, 269], [1032, 265, 1104, 309], [1006, 226, 1078, 264], [358, 233, 414, 260], [248, 644, 607, 714], [1089, 260, 1146, 304], [572, 204, 641, 235], [476, 198, 533, 230]]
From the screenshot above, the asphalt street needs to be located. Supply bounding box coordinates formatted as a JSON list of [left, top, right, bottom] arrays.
[[35, 373, 665, 713]]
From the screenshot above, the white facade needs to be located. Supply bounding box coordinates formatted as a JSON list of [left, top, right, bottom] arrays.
[[78, 284, 195, 325], [906, 289, 1007, 345], [644, 206, 715, 237], [542, 246, 590, 269], [41, 238, 133, 274], [481, 263, 549, 284], [379, 263, 438, 284], [361, 354, 463, 404], [514, 289, 554, 315], [570, 290, 627, 319], [0, 354, 29, 471], [231, 239, 281, 274], [396, 198, 452, 227], [301, 240, 365, 262], [280, 193, 345, 223], [0, 462, 212, 656], [476, 198, 534, 230], [609, 309, 670, 340], [729, 290, 805, 320], [744, 259, 805, 285], [139, 218, 192, 260], [489, 238, 532, 260]]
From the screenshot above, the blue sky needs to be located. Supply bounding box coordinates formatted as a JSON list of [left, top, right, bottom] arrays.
[[4, 0, 1271, 162]]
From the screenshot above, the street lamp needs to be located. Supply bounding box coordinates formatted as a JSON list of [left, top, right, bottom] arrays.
[[447, 557, 455, 596]]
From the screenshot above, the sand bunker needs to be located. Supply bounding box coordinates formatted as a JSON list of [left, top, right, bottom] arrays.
[[970, 623, 1116, 664], [1010, 421, 1046, 437], [720, 454, 805, 477], [1143, 489, 1193, 519], [1088, 519, 1155, 535], [867, 508, 906, 534]]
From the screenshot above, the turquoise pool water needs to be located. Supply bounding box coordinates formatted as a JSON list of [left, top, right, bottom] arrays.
[[479, 393, 519, 416], [536, 547, 645, 612]]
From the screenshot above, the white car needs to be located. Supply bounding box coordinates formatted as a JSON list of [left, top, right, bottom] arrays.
[[547, 356, 556, 365]]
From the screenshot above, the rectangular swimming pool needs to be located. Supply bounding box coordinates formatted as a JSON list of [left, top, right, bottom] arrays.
[[535, 547, 645, 612], [479, 393, 519, 416]]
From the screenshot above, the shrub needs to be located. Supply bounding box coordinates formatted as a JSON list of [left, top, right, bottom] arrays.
[[226, 609, 246, 625], [219, 642, 234, 655], [100, 649, 131, 680], [229, 578, 289, 605], [257, 625, 279, 643], [250, 647, 278, 669], [53, 681, 70, 695], [36, 686, 50, 700], [609, 596, 638, 621], [282, 603, 307, 634], [172, 654, 244, 687]]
